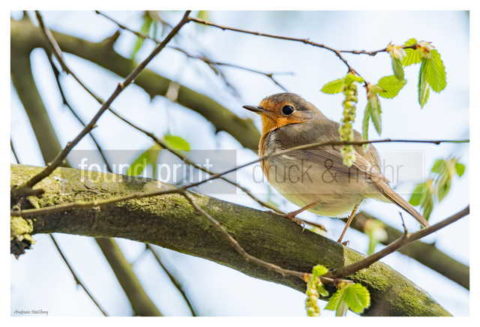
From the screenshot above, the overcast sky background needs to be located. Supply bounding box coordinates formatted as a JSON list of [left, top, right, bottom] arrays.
[[11, 11, 469, 316]]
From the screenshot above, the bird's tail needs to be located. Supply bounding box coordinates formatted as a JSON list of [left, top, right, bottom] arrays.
[[374, 180, 429, 227]]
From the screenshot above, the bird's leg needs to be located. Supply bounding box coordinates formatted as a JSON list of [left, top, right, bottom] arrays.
[[283, 200, 323, 224], [337, 201, 361, 243]]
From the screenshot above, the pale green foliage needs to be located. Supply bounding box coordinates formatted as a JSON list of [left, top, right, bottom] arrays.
[[362, 105, 370, 142], [321, 78, 348, 94], [363, 84, 383, 137], [364, 219, 387, 255], [418, 60, 431, 108], [409, 158, 465, 220], [321, 74, 364, 94], [305, 264, 329, 317], [391, 57, 405, 80], [195, 11, 210, 32], [386, 43, 406, 80], [402, 38, 422, 66], [196, 10, 209, 20], [423, 50, 447, 92], [325, 283, 371, 315], [127, 135, 190, 177], [130, 12, 155, 61], [376, 75, 407, 99], [338, 75, 361, 166], [127, 144, 161, 177], [163, 134, 191, 151]]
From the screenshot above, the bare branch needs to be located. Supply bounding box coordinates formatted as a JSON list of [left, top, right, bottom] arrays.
[[188, 16, 358, 76], [329, 206, 470, 278], [95, 10, 291, 91], [44, 50, 113, 172], [13, 138, 469, 218], [146, 245, 198, 316], [11, 10, 192, 199], [349, 211, 469, 289], [49, 235, 108, 316]]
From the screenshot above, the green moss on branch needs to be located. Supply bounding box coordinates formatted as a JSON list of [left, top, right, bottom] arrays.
[[11, 164, 451, 316]]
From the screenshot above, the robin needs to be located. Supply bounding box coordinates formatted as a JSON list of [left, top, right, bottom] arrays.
[[243, 93, 429, 242]]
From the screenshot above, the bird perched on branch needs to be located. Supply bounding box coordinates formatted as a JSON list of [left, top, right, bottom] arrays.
[[243, 93, 428, 242]]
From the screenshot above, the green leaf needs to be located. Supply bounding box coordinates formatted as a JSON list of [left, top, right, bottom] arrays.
[[402, 38, 422, 66], [423, 50, 447, 92], [455, 162, 466, 177], [163, 134, 191, 151], [321, 78, 345, 94], [343, 284, 371, 314], [422, 195, 434, 220], [376, 75, 407, 99], [367, 94, 382, 134], [317, 284, 329, 298], [325, 283, 370, 314], [364, 219, 386, 255], [418, 60, 431, 108], [312, 265, 329, 277], [130, 13, 154, 61], [344, 73, 364, 84], [404, 38, 418, 47], [367, 236, 378, 255], [436, 174, 452, 201], [409, 182, 427, 206], [391, 57, 405, 80], [325, 287, 344, 311], [362, 105, 371, 141], [196, 10, 209, 20], [431, 159, 447, 174], [127, 144, 162, 176]]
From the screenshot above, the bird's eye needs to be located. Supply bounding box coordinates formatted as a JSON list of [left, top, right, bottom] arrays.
[[282, 105, 295, 115]]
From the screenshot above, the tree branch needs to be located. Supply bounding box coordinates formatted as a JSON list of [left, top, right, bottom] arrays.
[[11, 11, 192, 198], [95, 10, 292, 91], [146, 244, 198, 316], [350, 211, 469, 289], [95, 238, 162, 316], [188, 17, 358, 75], [49, 235, 109, 316], [11, 164, 451, 316], [10, 18, 260, 152], [10, 38, 163, 316], [329, 207, 469, 278]]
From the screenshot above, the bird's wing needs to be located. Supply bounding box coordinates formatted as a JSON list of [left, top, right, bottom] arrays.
[[288, 119, 385, 180]]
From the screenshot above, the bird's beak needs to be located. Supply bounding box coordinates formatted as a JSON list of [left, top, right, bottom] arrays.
[[242, 105, 266, 114]]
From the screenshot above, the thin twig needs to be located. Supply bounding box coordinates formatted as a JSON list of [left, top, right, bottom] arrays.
[[329, 206, 470, 278], [49, 235, 109, 316], [12, 138, 469, 218], [180, 191, 310, 281], [11, 10, 192, 199], [10, 140, 20, 163], [44, 50, 113, 172], [95, 11, 291, 91], [339, 45, 417, 56], [15, 14, 288, 216], [188, 17, 358, 76], [146, 244, 198, 316]]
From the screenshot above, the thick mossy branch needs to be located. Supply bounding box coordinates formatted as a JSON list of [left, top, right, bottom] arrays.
[[11, 18, 260, 152], [11, 164, 450, 316]]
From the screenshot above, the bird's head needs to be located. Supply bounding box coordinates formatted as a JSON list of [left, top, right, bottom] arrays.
[[243, 93, 321, 135]]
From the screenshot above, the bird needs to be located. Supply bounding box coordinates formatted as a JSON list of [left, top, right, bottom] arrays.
[[243, 93, 429, 242]]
